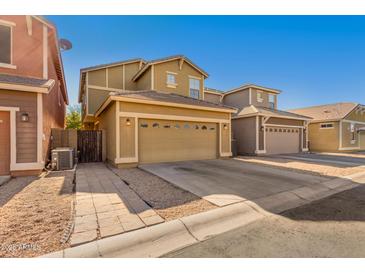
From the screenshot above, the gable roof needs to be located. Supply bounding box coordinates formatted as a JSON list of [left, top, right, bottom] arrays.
[[224, 84, 281, 96], [95, 90, 236, 117], [78, 58, 145, 102], [234, 105, 311, 121], [131, 55, 209, 81], [204, 87, 224, 95], [289, 102, 359, 122], [80, 58, 146, 73]]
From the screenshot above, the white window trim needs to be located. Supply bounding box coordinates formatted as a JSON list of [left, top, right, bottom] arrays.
[[0, 20, 16, 69], [257, 91, 263, 103], [166, 71, 178, 88], [189, 76, 200, 99]]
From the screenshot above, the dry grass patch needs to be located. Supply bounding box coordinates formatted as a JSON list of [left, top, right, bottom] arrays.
[[236, 156, 365, 177], [0, 171, 74, 258], [111, 167, 216, 221]]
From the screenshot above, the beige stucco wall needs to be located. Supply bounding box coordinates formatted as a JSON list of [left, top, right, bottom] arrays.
[[232, 117, 257, 155], [153, 60, 204, 99], [221, 123, 230, 153], [341, 121, 362, 149], [97, 102, 116, 162], [108, 66, 124, 89], [88, 69, 106, 86], [119, 102, 230, 120], [136, 67, 152, 90], [204, 92, 222, 104], [87, 88, 110, 115], [119, 116, 136, 158], [267, 117, 304, 127], [223, 88, 250, 111], [308, 122, 339, 152]]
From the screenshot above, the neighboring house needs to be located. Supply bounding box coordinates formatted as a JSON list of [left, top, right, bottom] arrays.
[[78, 55, 235, 167], [0, 16, 68, 176], [204, 84, 311, 155], [290, 102, 365, 152]]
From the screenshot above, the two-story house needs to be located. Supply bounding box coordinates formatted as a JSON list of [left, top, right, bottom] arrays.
[[0, 16, 68, 176], [204, 84, 311, 155], [78, 55, 235, 167]]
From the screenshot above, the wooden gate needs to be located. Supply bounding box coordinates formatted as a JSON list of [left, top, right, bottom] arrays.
[[77, 130, 102, 163]]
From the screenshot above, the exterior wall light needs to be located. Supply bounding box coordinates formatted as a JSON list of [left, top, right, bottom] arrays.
[[126, 118, 131, 126], [21, 112, 29, 122], [223, 124, 228, 130]]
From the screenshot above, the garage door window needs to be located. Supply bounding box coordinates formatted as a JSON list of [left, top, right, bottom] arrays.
[[141, 123, 148, 128], [184, 124, 190, 129], [174, 124, 180, 129], [152, 123, 159, 128], [164, 125, 171, 129], [195, 125, 199, 130], [210, 127, 215, 131]]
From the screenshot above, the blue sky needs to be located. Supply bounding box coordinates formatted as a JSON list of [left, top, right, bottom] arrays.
[[47, 16, 365, 109]]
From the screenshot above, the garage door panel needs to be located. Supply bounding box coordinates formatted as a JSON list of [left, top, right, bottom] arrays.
[[139, 119, 218, 163], [266, 127, 300, 154]]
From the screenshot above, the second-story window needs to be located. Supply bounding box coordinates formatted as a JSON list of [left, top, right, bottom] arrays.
[[166, 72, 177, 87], [269, 94, 275, 109], [189, 78, 200, 99], [0, 24, 12, 65], [257, 91, 263, 103]]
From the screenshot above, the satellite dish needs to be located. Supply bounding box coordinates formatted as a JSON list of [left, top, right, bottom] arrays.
[[59, 39, 72, 51]]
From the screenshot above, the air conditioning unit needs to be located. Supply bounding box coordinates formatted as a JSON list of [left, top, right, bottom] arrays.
[[51, 147, 75, 171]]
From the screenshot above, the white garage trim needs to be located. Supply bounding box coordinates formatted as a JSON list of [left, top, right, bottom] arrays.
[[264, 123, 305, 128], [116, 111, 230, 163], [118, 111, 230, 124]]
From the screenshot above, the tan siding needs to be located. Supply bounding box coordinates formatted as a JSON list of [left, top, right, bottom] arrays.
[[259, 118, 264, 150], [120, 101, 230, 120], [267, 117, 304, 127], [204, 92, 222, 104], [153, 59, 204, 99], [119, 116, 135, 158], [88, 69, 107, 86], [97, 102, 116, 162], [136, 67, 152, 90], [360, 132, 365, 150], [223, 88, 250, 111], [0, 111, 10, 175], [232, 117, 257, 155], [124, 63, 140, 90], [88, 88, 110, 114], [108, 66, 124, 89], [308, 122, 339, 152], [221, 123, 230, 153], [0, 90, 37, 163], [341, 121, 362, 148]]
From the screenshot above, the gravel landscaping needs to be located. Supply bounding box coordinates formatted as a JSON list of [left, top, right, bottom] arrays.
[[110, 167, 216, 221], [236, 156, 365, 177], [0, 171, 75, 258]]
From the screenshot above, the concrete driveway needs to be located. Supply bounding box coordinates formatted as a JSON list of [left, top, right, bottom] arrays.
[[273, 152, 365, 167], [140, 159, 358, 211]]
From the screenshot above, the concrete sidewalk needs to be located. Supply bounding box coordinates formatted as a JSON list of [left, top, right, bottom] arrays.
[[42, 169, 364, 258], [71, 163, 163, 246]]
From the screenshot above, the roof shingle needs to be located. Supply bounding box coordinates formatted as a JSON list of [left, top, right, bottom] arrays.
[[110, 90, 235, 111], [289, 102, 358, 121], [0, 73, 50, 87]]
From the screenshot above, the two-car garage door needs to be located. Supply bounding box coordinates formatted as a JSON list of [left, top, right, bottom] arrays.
[[138, 119, 218, 163], [266, 127, 300, 154]]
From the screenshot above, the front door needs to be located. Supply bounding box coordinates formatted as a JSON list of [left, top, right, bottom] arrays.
[[0, 111, 10, 175]]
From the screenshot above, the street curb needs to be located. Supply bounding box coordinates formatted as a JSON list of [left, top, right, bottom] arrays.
[[180, 202, 266, 241], [40, 201, 265, 258]]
